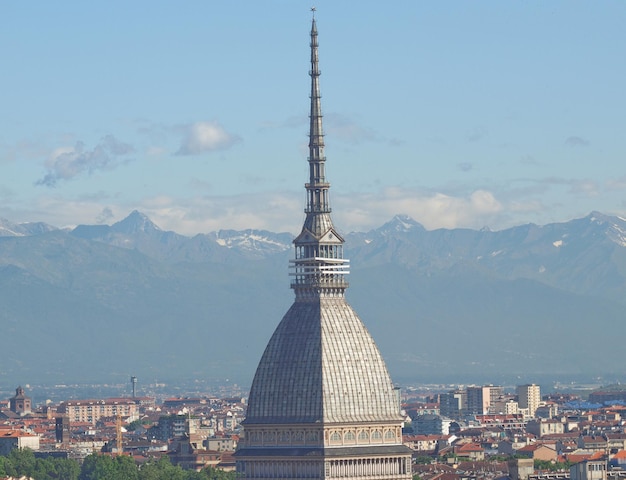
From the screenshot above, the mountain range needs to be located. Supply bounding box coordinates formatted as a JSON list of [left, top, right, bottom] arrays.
[[1, 210, 625, 387]]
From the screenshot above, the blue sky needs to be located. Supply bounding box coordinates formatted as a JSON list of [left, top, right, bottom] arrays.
[[1, 1, 625, 235]]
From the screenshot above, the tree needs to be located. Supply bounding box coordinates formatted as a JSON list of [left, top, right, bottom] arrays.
[[49, 458, 80, 480], [0, 456, 9, 477], [198, 466, 237, 480], [7, 448, 37, 478], [0, 449, 80, 480], [127, 419, 151, 432], [79, 453, 138, 480], [80, 454, 117, 480], [114, 455, 139, 480], [138, 457, 185, 480], [534, 459, 572, 472]]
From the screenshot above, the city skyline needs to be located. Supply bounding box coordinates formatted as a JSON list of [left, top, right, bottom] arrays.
[[2, 1, 625, 236]]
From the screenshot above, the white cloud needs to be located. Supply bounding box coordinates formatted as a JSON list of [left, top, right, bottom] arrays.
[[6, 193, 118, 229], [333, 187, 504, 232], [128, 192, 302, 235], [19, 187, 512, 235], [36, 135, 134, 187], [175, 121, 241, 155], [9, 174, 620, 236]]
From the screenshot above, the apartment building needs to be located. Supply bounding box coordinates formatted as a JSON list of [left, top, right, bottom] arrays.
[[58, 398, 138, 425]]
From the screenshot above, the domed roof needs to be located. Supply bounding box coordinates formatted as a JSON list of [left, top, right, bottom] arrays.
[[245, 297, 401, 425]]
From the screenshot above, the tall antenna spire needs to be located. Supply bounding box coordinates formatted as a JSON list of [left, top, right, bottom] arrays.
[[308, 10, 325, 213], [290, 11, 350, 300]]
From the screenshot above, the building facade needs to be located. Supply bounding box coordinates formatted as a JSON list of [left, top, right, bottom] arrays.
[[467, 386, 503, 415], [526, 419, 564, 437], [0, 431, 39, 455], [58, 398, 138, 425], [9, 386, 32, 416], [571, 458, 608, 480], [517, 384, 541, 418], [235, 12, 412, 480], [440, 390, 467, 419]]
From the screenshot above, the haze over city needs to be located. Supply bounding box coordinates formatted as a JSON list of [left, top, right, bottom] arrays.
[[2, 1, 625, 236]]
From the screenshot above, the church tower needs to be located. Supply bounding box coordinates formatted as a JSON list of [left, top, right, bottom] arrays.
[[9, 386, 32, 416], [235, 12, 412, 479]]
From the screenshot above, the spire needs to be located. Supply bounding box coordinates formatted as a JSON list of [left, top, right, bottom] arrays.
[[308, 12, 324, 186], [290, 12, 350, 300]]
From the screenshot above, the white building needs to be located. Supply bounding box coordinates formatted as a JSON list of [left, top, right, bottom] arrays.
[[0, 430, 40, 455], [517, 384, 541, 418]]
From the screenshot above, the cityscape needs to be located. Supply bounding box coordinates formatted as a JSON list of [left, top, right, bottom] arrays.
[[2, 3, 626, 480], [3, 379, 626, 479]]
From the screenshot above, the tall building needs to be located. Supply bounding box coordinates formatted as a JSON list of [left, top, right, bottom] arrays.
[[466, 385, 503, 415], [55, 416, 70, 444], [235, 12, 412, 480], [440, 390, 466, 419], [517, 384, 541, 418]]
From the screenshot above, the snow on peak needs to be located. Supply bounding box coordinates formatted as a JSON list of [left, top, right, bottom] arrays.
[[0, 218, 58, 237], [0, 221, 22, 236], [608, 223, 626, 247], [213, 229, 291, 253]]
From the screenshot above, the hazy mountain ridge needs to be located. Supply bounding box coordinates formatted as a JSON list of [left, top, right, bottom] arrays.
[[69, 210, 293, 263], [0, 217, 58, 237], [1, 210, 625, 385], [345, 212, 626, 303]]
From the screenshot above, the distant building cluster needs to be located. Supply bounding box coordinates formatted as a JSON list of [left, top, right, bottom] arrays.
[[0, 384, 243, 472], [438, 384, 542, 421], [2, 382, 626, 479], [403, 383, 626, 480]]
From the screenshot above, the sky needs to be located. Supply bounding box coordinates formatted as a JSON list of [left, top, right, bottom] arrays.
[[1, 1, 625, 236]]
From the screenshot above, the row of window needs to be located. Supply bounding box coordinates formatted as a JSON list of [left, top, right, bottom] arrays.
[[295, 245, 343, 259], [328, 428, 396, 443]]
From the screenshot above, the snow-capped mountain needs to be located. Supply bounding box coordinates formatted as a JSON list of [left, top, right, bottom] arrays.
[[0, 218, 58, 237], [1, 209, 626, 385], [69, 211, 292, 262], [209, 229, 292, 255]]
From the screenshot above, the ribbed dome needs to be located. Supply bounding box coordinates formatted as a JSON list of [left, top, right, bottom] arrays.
[[245, 297, 401, 425]]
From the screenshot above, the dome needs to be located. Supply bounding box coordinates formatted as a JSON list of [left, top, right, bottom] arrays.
[[245, 297, 401, 425]]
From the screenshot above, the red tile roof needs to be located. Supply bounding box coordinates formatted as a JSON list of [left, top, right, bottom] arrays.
[[457, 443, 483, 453]]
